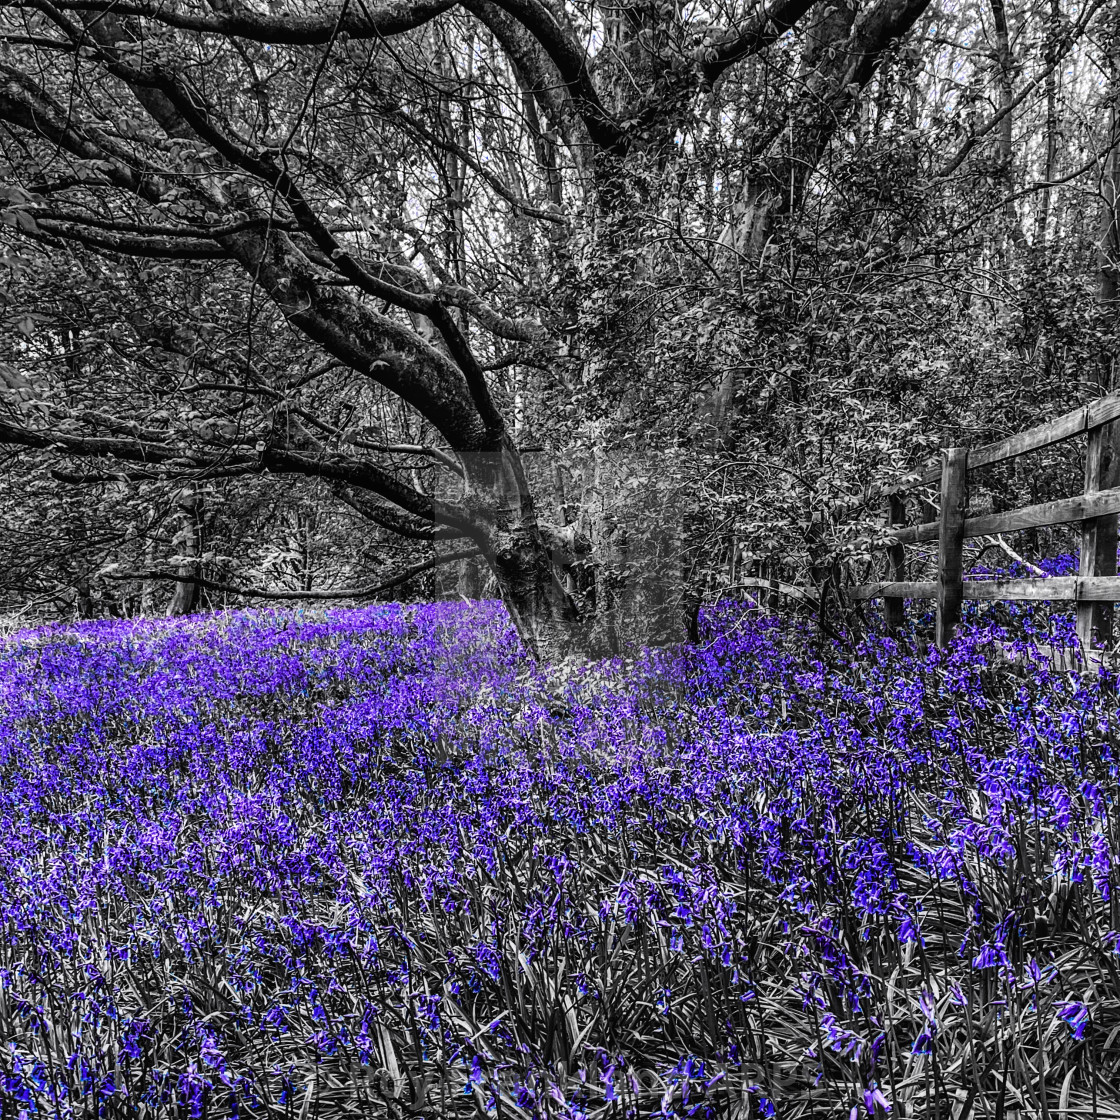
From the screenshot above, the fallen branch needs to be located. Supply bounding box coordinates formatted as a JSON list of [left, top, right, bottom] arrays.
[[981, 533, 1047, 577], [730, 577, 821, 605], [102, 547, 481, 602]]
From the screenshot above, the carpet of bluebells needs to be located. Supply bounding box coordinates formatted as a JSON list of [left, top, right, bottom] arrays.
[[1, 582, 1119, 1119]]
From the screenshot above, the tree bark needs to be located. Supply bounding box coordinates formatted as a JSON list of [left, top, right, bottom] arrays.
[[1080, 0, 1120, 647], [990, 0, 1027, 255], [720, 0, 932, 263], [166, 490, 201, 617], [1102, 0, 1120, 375], [0, 0, 943, 662], [458, 437, 585, 659], [1036, 0, 1062, 242]]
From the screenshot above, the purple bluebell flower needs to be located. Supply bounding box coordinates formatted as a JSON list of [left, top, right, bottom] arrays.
[[1055, 1001, 1090, 1040]]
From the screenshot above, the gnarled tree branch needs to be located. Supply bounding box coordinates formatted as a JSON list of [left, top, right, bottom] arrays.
[[102, 546, 482, 601], [700, 0, 822, 85], [1, 0, 459, 43]]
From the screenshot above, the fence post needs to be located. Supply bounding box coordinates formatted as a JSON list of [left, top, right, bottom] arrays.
[[936, 447, 968, 649], [767, 561, 780, 612], [884, 492, 906, 633], [1077, 420, 1120, 651]]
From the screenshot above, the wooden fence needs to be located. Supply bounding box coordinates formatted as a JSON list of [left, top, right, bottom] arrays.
[[850, 391, 1120, 650]]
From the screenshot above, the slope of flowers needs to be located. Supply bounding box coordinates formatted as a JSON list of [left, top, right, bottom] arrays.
[[0, 599, 1118, 1118]]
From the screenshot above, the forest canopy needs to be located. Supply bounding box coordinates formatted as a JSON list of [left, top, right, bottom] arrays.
[[0, 0, 1116, 656]]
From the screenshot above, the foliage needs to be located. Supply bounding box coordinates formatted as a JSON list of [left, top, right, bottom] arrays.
[[1, 0, 1114, 650], [1, 591, 1119, 1115]]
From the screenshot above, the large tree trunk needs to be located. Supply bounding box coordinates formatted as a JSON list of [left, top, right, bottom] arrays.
[[990, 0, 1025, 252], [166, 490, 200, 617], [723, 0, 856, 260], [711, 0, 933, 440], [1036, 0, 1062, 243], [720, 0, 930, 263], [459, 438, 586, 661], [1079, 0, 1120, 648], [1102, 10, 1120, 368]]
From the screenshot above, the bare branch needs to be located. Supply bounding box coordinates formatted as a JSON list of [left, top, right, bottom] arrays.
[[400, 227, 549, 341], [243, 149, 506, 430], [51, 463, 261, 484], [938, 0, 1107, 178], [462, 0, 576, 151], [383, 105, 567, 224], [0, 418, 206, 463], [115, 66, 502, 444], [334, 483, 469, 540], [1, 0, 460, 44], [63, 409, 172, 444], [700, 0, 822, 85], [32, 218, 230, 258], [260, 445, 475, 531], [0, 418, 477, 535], [437, 286, 548, 343], [0, 62, 167, 203], [22, 207, 322, 239], [460, 0, 626, 155], [187, 380, 467, 472], [103, 547, 482, 601]]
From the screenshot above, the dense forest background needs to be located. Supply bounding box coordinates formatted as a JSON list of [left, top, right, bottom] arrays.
[[0, 0, 1116, 655]]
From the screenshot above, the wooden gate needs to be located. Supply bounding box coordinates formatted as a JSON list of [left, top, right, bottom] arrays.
[[851, 392, 1120, 649]]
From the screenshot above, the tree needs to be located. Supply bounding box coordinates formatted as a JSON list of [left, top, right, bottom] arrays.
[[0, 0, 942, 657], [0, 0, 1112, 655]]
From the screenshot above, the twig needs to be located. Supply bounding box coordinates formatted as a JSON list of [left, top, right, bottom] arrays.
[[101, 548, 481, 601], [985, 534, 1047, 577]]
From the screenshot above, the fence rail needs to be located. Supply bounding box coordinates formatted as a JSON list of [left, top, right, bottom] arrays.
[[851, 576, 1120, 602], [886, 486, 1120, 545], [852, 388, 1120, 650], [905, 393, 1120, 485]]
